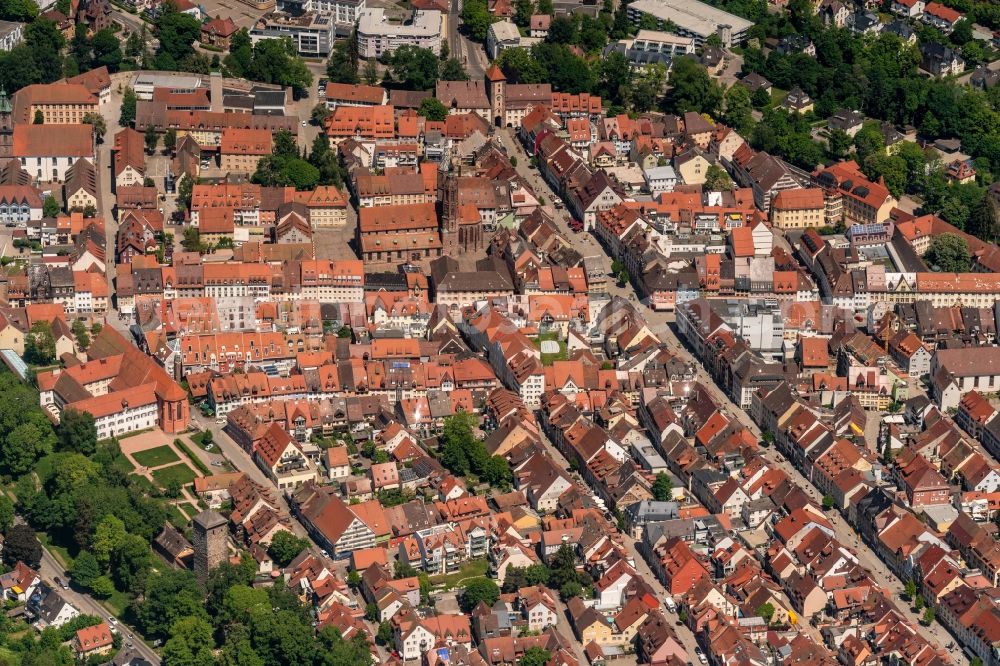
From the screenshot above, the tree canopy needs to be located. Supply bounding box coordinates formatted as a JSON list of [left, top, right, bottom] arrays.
[[58, 408, 97, 456], [267, 531, 311, 567], [439, 413, 512, 489], [925, 233, 972, 272], [155, 1, 201, 71], [252, 129, 321, 190], [389, 45, 441, 91], [225, 30, 312, 91], [461, 577, 500, 611], [663, 57, 723, 116]]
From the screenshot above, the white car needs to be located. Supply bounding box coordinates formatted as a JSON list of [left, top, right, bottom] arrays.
[[694, 647, 707, 664]]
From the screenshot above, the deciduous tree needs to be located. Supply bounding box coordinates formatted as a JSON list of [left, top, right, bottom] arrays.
[[3, 524, 42, 568], [144, 126, 159, 154], [267, 531, 311, 567], [663, 57, 723, 115], [120, 88, 137, 127], [418, 97, 449, 121], [652, 472, 673, 501], [389, 45, 440, 90], [58, 408, 97, 455], [925, 233, 971, 272], [520, 647, 551, 666], [25, 321, 55, 365], [461, 577, 500, 611]]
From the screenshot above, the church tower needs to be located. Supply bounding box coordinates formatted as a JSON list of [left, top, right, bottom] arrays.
[[485, 64, 506, 128], [0, 90, 12, 159]]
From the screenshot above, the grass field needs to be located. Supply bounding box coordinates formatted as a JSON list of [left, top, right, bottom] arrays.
[[429, 558, 488, 589], [174, 438, 211, 475], [151, 463, 197, 489], [101, 590, 130, 618], [179, 502, 199, 519], [533, 332, 568, 366], [37, 531, 74, 569], [131, 475, 156, 493], [133, 445, 180, 468], [165, 503, 189, 528]]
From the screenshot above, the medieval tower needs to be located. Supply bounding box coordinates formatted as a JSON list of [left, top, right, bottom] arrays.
[[192, 509, 228, 582], [485, 64, 506, 128]]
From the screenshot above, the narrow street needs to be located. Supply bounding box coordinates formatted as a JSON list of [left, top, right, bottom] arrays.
[[494, 125, 957, 655], [531, 370, 705, 656], [98, 74, 130, 319], [189, 411, 310, 539]]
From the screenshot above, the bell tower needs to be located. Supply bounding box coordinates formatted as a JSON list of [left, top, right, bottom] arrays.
[[485, 64, 506, 128]]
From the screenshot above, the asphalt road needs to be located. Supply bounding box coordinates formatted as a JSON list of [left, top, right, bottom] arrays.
[[110, 8, 160, 50], [37, 547, 162, 664], [189, 410, 310, 539], [449, 0, 487, 79]]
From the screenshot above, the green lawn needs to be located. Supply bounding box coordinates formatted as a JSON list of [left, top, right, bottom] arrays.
[[133, 445, 180, 468], [428, 558, 488, 589], [131, 475, 156, 493], [532, 332, 568, 366], [767, 87, 788, 109], [178, 502, 199, 519], [165, 503, 189, 529], [151, 463, 198, 489], [37, 532, 74, 569], [100, 590, 130, 618], [174, 438, 211, 474]]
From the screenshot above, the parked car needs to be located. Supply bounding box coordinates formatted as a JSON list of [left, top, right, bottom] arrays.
[[694, 647, 707, 664], [54, 577, 68, 590]]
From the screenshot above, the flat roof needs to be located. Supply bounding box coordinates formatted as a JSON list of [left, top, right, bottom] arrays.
[[645, 165, 677, 179], [634, 29, 696, 44], [132, 73, 204, 89], [358, 8, 442, 37], [628, 0, 753, 37]]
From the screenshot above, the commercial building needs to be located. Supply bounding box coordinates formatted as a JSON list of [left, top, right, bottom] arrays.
[[486, 20, 521, 60], [770, 188, 825, 230], [11, 83, 98, 124], [220, 128, 273, 174], [0, 185, 43, 227], [131, 73, 203, 100], [250, 12, 336, 57], [814, 160, 897, 227], [626, 0, 753, 46], [357, 8, 443, 58]]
